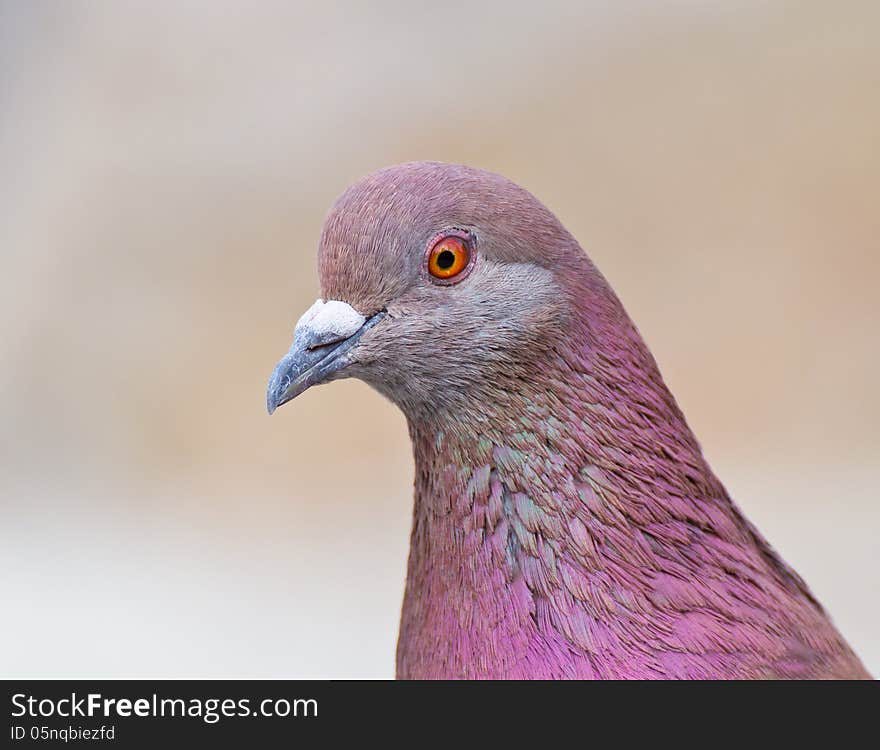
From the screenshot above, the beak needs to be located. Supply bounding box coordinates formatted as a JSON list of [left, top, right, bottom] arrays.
[[267, 299, 385, 414]]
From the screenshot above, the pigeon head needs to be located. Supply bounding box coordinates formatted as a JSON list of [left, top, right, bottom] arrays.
[[267, 161, 612, 423]]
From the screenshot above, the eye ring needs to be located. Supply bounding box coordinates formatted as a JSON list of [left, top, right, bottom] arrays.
[[425, 230, 474, 284]]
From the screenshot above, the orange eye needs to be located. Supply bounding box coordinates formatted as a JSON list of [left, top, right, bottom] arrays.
[[428, 235, 470, 280]]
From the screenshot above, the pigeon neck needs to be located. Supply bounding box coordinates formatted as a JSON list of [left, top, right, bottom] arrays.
[[394, 308, 845, 678], [395, 329, 716, 677]]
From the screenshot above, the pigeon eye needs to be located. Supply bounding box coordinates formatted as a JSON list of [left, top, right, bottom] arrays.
[[427, 234, 471, 282]]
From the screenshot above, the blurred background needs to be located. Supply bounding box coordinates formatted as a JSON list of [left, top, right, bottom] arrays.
[[1, 1, 877, 678]]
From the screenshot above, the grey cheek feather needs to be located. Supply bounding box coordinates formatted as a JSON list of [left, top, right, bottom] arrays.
[[348, 259, 567, 419]]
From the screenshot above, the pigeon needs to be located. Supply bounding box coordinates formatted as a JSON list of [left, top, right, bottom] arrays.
[[267, 161, 870, 679]]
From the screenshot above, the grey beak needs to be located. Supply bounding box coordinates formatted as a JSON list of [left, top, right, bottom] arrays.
[[267, 300, 385, 414]]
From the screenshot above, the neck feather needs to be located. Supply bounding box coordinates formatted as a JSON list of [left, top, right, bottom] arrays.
[[394, 302, 851, 679]]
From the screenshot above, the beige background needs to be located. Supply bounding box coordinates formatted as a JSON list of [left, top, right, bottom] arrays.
[[1, 1, 877, 678]]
